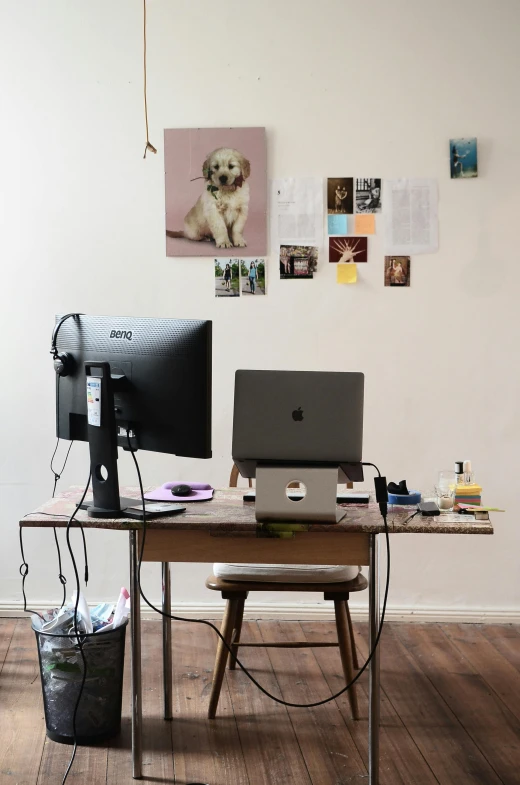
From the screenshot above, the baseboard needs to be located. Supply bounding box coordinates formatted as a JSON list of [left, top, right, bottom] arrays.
[[1, 600, 519, 624]]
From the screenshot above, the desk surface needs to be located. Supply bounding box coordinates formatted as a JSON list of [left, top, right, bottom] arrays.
[[21, 487, 493, 535]]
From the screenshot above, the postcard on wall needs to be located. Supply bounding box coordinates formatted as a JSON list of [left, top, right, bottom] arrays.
[[385, 256, 410, 287], [215, 259, 240, 297], [450, 138, 478, 179], [241, 258, 266, 296], [384, 179, 438, 255], [279, 245, 318, 279], [327, 178, 353, 215], [355, 178, 382, 213], [165, 127, 267, 257], [328, 214, 348, 235], [271, 178, 323, 248], [329, 236, 368, 264]]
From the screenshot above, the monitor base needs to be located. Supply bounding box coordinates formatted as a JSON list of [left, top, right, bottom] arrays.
[[80, 496, 185, 520]]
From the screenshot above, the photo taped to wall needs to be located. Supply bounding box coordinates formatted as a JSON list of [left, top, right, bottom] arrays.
[[280, 245, 318, 279], [450, 138, 478, 179], [355, 178, 382, 213], [384, 256, 410, 286], [241, 258, 266, 295], [215, 258, 240, 297], [327, 178, 354, 215], [329, 236, 368, 263]]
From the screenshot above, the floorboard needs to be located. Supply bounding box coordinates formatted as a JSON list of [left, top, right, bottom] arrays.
[[0, 618, 17, 673], [441, 622, 520, 722], [482, 624, 520, 673], [301, 619, 439, 785], [395, 623, 520, 785], [106, 620, 174, 784], [0, 620, 47, 785], [225, 621, 313, 785], [1, 618, 520, 785], [260, 620, 367, 784], [360, 623, 503, 785], [170, 620, 249, 785]]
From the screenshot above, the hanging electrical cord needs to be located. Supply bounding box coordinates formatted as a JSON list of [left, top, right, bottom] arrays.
[[126, 429, 390, 709], [50, 405, 75, 606], [61, 472, 92, 785], [19, 528, 45, 621], [142, 0, 157, 158]]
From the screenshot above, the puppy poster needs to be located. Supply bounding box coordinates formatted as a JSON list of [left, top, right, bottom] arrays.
[[165, 127, 267, 257]]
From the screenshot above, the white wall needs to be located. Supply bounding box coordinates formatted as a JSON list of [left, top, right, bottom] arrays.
[[1, 0, 519, 621]]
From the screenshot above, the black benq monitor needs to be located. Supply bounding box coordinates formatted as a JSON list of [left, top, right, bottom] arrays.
[[53, 314, 212, 517]]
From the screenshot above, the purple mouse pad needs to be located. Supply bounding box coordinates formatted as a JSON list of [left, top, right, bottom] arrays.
[[144, 482, 214, 502]]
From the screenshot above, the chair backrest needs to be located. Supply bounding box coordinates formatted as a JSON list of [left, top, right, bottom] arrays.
[[229, 464, 253, 488], [229, 463, 353, 490]]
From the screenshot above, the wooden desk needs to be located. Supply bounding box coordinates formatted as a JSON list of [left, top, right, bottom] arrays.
[[21, 488, 493, 784]]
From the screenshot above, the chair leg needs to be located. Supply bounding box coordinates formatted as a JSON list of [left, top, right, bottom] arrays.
[[208, 599, 239, 719], [229, 599, 245, 670], [345, 600, 359, 670], [334, 599, 360, 720]]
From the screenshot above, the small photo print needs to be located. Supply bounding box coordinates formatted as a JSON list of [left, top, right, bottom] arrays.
[[241, 258, 266, 295], [280, 245, 318, 279], [329, 236, 368, 264], [327, 178, 354, 215], [215, 259, 240, 297], [450, 138, 478, 179], [385, 256, 410, 287], [355, 178, 382, 213]]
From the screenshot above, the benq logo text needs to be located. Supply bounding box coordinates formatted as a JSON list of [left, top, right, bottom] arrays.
[[110, 330, 133, 340]]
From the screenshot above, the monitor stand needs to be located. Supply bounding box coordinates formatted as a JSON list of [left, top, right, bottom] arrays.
[[78, 360, 169, 520], [255, 465, 346, 524]]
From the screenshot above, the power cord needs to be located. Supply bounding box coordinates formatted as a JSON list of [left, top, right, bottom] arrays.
[[50, 426, 74, 607], [61, 472, 92, 785], [127, 430, 391, 709], [19, 440, 88, 620]]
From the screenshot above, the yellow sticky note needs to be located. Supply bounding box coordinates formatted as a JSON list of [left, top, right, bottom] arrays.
[[337, 264, 357, 284], [354, 214, 376, 234]]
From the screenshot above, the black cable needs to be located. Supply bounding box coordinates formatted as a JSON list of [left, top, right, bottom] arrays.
[[18, 528, 45, 621], [50, 430, 74, 606], [61, 472, 92, 785], [127, 430, 391, 709], [51, 439, 74, 498]]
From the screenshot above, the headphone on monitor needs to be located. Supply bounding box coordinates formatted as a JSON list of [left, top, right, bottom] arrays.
[[51, 313, 82, 376]]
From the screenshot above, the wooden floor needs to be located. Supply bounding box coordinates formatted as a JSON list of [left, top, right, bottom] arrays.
[[1, 618, 519, 784]]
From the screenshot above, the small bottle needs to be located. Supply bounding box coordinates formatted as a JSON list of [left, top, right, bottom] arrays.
[[463, 459, 474, 485], [454, 461, 464, 485]]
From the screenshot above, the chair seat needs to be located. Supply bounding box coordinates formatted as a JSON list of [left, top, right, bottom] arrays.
[[213, 562, 360, 583], [206, 571, 368, 596]]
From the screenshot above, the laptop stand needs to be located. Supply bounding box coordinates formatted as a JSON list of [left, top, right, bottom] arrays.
[[255, 465, 346, 524]]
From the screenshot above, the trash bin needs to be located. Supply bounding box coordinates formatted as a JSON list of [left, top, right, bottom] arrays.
[[33, 619, 128, 744]]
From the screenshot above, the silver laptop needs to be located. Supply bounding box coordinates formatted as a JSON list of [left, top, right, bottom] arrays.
[[232, 370, 364, 479]]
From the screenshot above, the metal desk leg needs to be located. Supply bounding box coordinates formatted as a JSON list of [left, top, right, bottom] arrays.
[[368, 533, 380, 785], [162, 562, 173, 720], [130, 531, 143, 779]]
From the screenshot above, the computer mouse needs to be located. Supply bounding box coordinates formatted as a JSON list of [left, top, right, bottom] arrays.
[[171, 484, 193, 497]]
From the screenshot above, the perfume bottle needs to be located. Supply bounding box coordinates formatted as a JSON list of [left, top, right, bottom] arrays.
[[454, 461, 464, 485]]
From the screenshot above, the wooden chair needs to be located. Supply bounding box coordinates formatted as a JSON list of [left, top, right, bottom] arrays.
[[205, 465, 367, 721]]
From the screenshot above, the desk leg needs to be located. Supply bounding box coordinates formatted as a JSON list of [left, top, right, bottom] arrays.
[[162, 562, 173, 720], [130, 531, 143, 779], [368, 533, 380, 785]]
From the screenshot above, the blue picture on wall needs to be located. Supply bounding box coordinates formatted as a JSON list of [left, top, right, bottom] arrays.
[[450, 138, 478, 179]]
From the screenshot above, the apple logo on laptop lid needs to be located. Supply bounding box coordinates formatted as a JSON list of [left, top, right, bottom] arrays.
[[292, 407, 304, 422]]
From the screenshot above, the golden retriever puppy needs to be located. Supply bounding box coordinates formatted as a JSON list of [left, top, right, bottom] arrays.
[[167, 147, 251, 248]]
